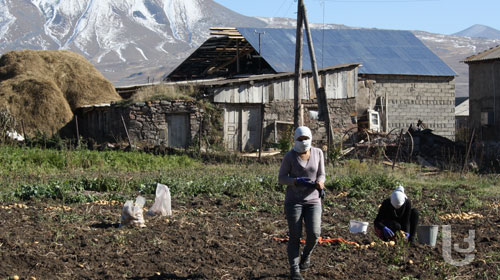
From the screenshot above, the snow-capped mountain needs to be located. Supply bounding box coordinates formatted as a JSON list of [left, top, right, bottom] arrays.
[[0, 0, 498, 97], [0, 0, 265, 85]]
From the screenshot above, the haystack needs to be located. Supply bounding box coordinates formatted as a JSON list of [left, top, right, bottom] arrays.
[[0, 50, 121, 135]]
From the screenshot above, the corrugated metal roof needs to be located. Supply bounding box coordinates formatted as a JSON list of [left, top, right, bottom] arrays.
[[237, 28, 456, 76], [464, 45, 500, 63]]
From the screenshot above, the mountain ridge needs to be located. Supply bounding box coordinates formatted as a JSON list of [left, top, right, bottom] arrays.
[[453, 24, 500, 39], [0, 1, 499, 97]]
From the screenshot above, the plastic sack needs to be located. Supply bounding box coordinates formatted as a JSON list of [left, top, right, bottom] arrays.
[[147, 183, 172, 216], [120, 196, 146, 228]]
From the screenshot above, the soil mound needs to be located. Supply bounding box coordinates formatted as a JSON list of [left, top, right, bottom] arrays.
[[0, 50, 121, 135]]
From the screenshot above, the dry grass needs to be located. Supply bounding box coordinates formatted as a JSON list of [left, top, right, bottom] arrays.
[[0, 50, 121, 135], [130, 84, 196, 103]]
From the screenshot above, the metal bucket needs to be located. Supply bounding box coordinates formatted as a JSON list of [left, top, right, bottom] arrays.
[[417, 225, 439, 246]]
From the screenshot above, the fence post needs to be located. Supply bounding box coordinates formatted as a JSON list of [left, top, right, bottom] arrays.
[[75, 115, 80, 146], [121, 115, 132, 148]]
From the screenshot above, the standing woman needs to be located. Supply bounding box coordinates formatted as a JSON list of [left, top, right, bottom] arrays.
[[278, 126, 326, 280]]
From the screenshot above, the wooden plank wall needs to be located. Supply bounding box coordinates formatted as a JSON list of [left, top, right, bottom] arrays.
[[213, 67, 357, 104]]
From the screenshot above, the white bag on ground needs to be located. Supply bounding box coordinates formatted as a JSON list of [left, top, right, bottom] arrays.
[[120, 196, 146, 228], [147, 183, 172, 216]]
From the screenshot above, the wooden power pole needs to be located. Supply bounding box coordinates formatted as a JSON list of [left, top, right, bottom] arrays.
[[302, 2, 334, 152], [293, 0, 305, 129], [294, 0, 334, 153]]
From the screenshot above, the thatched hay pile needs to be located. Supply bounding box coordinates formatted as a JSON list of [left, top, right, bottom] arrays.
[[0, 50, 121, 135]]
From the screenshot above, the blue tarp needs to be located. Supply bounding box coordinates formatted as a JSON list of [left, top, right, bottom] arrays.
[[237, 28, 456, 76]]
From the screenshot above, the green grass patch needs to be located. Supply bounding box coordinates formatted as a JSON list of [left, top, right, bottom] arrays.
[[1, 146, 499, 218]]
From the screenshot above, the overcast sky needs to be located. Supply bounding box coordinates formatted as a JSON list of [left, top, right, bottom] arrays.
[[213, 0, 500, 35]]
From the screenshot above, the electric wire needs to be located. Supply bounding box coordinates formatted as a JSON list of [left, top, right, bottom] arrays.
[[272, 0, 290, 18], [321, 0, 325, 69], [316, 0, 438, 2]]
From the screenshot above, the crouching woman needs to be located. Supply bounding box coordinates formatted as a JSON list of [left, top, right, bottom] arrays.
[[374, 185, 419, 243]]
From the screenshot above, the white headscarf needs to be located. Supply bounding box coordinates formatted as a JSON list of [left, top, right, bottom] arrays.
[[293, 126, 312, 153], [390, 185, 407, 209]]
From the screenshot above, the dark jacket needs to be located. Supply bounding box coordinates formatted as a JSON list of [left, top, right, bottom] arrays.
[[374, 198, 412, 232]]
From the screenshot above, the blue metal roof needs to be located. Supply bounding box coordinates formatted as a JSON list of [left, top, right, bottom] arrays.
[[237, 28, 456, 76]]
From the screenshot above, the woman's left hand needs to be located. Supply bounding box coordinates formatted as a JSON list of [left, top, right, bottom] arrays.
[[316, 181, 325, 190]]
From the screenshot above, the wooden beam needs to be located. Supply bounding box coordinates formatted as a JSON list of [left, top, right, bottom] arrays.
[[210, 31, 242, 36], [302, 1, 334, 152], [294, 0, 304, 128], [210, 27, 237, 30], [205, 43, 253, 75]]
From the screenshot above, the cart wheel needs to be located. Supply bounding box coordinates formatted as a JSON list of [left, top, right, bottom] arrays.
[[399, 131, 414, 162], [387, 128, 400, 141], [341, 127, 358, 150]]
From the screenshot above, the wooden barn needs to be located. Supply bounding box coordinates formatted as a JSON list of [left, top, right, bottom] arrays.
[[464, 45, 500, 141], [168, 27, 457, 140], [201, 63, 359, 151]]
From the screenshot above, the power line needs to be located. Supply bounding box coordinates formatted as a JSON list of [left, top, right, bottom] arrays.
[[316, 0, 439, 2], [272, 0, 289, 17], [283, 0, 296, 17], [321, 0, 325, 69]]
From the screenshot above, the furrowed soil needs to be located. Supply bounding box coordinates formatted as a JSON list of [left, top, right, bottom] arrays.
[[0, 194, 498, 279]]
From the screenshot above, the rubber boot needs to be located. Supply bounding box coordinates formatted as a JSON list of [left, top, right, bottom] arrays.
[[290, 269, 304, 280], [299, 254, 311, 271]]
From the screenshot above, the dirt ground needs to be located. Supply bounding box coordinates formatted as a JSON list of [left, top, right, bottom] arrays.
[[0, 195, 498, 280]]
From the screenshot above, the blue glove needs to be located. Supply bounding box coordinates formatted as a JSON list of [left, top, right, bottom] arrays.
[[295, 177, 316, 188], [404, 232, 410, 239], [319, 188, 326, 199], [383, 226, 395, 238], [295, 177, 307, 185]]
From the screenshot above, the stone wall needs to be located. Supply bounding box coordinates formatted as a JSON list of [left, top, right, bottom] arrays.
[[362, 74, 456, 140], [127, 101, 201, 146], [263, 98, 357, 147], [77, 100, 202, 147]]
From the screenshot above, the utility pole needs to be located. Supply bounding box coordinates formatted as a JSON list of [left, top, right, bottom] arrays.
[[294, 0, 305, 129], [302, 2, 333, 152], [255, 30, 265, 74]]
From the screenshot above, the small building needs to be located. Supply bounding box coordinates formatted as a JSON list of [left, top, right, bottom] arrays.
[[455, 98, 469, 141], [464, 45, 500, 141], [167, 27, 457, 140], [75, 100, 203, 148]]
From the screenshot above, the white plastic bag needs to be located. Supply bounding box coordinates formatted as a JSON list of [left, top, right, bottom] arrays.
[[120, 196, 146, 228], [147, 183, 172, 216]]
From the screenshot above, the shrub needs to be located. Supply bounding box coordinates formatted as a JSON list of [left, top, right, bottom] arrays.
[[129, 84, 197, 103]]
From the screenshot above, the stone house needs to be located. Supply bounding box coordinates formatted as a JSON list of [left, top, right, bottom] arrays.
[[75, 100, 202, 148], [464, 45, 500, 141], [168, 27, 457, 140], [75, 63, 358, 152]]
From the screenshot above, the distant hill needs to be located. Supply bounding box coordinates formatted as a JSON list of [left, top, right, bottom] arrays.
[[1, 1, 499, 97], [453, 24, 500, 39]]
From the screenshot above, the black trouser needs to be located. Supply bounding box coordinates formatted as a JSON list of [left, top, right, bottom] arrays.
[[385, 209, 419, 242]]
